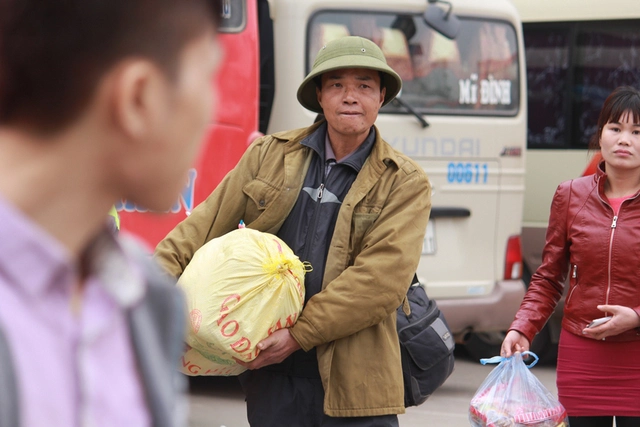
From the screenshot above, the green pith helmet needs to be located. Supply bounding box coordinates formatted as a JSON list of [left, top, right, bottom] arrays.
[[297, 36, 402, 113]]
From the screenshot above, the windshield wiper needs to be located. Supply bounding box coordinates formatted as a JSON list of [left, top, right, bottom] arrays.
[[391, 97, 429, 128]]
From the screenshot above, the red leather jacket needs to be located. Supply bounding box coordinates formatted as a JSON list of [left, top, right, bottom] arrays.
[[511, 162, 640, 343]]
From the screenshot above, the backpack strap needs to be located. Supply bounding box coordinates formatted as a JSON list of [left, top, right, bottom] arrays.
[[0, 324, 19, 427], [121, 237, 188, 427], [128, 287, 187, 427]]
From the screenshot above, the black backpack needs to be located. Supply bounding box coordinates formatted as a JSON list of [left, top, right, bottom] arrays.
[[397, 275, 455, 407]]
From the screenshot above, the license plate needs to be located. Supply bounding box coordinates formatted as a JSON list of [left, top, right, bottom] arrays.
[[422, 220, 436, 255]]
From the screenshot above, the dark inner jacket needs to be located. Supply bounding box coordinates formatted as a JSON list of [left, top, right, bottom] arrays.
[[263, 121, 376, 378]]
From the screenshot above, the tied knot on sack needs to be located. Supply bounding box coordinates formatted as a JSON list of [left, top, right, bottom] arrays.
[[263, 256, 313, 277], [262, 236, 313, 282], [263, 254, 297, 276], [263, 256, 312, 303]]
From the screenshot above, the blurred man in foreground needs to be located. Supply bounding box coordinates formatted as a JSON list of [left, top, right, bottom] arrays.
[[0, 1, 222, 426]]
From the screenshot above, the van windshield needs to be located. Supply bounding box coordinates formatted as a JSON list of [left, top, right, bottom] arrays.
[[307, 11, 520, 116]]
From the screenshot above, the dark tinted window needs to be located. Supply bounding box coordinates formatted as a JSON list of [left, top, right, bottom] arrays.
[[523, 28, 570, 148], [524, 20, 640, 149]]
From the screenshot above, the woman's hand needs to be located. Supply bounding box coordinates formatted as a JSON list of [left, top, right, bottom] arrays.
[[500, 330, 530, 357], [582, 305, 640, 340]]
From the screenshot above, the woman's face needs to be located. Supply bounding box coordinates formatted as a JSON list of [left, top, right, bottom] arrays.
[[600, 110, 640, 172]]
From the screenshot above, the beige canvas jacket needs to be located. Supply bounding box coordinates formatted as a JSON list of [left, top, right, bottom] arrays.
[[155, 121, 431, 416]]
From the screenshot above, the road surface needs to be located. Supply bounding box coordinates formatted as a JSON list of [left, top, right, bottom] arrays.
[[187, 348, 559, 427]]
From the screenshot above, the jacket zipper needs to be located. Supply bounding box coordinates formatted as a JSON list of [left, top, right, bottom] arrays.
[[595, 175, 616, 311], [301, 164, 328, 263], [605, 215, 617, 307], [594, 173, 640, 312], [566, 264, 578, 307]]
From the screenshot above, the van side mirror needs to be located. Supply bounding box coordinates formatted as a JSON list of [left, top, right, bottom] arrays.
[[423, 0, 460, 40]]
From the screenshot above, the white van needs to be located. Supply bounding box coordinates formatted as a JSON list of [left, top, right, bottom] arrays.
[[122, 0, 528, 360], [263, 0, 528, 359]]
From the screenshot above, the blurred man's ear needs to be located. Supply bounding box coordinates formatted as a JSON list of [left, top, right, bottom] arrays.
[[108, 60, 168, 142]]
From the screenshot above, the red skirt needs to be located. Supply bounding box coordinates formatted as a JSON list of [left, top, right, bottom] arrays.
[[557, 328, 640, 416]]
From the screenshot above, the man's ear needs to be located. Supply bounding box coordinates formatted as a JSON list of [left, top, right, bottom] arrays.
[[379, 87, 386, 107], [108, 60, 167, 140], [316, 86, 323, 110]]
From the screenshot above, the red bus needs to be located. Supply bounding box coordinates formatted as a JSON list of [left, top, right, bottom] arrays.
[[117, 0, 262, 248]]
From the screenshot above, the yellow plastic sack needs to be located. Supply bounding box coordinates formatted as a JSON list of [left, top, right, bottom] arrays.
[[177, 227, 307, 376], [180, 344, 245, 376]]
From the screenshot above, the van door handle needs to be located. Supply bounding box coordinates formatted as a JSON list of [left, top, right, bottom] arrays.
[[429, 207, 471, 218]]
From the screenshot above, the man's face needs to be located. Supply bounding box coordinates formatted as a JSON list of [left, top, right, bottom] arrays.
[[316, 68, 385, 141], [131, 29, 221, 211]]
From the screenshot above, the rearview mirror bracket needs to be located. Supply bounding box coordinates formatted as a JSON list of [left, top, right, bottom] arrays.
[[423, 0, 460, 40]]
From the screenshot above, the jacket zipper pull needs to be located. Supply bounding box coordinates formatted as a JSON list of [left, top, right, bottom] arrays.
[[317, 183, 325, 200], [572, 264, 577, 279], [611, 215, 618, 228]]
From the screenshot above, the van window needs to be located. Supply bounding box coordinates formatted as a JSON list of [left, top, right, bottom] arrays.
[[307, 11, 520, 116], [524, 20, 640, 149]]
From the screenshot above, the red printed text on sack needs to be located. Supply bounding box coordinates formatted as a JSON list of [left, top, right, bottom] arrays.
[[267, 313, 298, 336], [216, 294, 253, 355], [180, 355, 237, 375]]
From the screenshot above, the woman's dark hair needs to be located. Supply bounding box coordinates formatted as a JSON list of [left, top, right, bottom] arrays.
[[589, 86, 640, 150], [0, 0, 222, 132]]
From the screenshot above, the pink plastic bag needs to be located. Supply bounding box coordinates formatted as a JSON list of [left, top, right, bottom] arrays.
[[469, 351, 569, 427]]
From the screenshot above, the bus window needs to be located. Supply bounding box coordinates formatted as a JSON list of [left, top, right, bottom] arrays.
[[307, 11, 520, 116], [510, 0, 640, 362], [573, 22, 640, 147], [522, 26, 571, 148], [525, 20, 640, 149]]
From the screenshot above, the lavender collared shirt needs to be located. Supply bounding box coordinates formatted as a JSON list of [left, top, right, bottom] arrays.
[[0, 197, 151, 427]]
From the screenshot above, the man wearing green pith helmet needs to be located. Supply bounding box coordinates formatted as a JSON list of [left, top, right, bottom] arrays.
[[155, 36, 432, 426]]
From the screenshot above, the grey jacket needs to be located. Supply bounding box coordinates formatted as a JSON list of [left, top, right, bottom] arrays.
[[0, 246, 188, 427]]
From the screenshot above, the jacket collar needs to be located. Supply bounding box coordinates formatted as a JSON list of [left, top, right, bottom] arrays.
[[299, 121, 376, 173], [367, 124, 401, 172], [0, 194, 145, 309], [595, 160, 606, 194], [594, 159, 640, 201], [270, 120, 324, 153], [596, 160, 606, 178], [271, 121, 401, 172]]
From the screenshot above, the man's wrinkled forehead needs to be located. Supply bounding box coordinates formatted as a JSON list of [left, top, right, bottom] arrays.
[[321, 68, 381, 83]]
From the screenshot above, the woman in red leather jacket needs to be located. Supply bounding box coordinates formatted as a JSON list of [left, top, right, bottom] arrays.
[[501, 86, 640, 427]]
